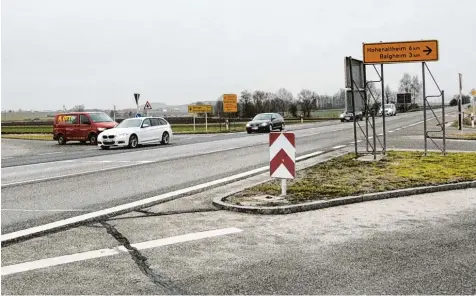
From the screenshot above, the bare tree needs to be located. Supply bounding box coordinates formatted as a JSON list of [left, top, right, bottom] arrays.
[[384, 85, 395, 104], [239, 90, 254, 118], [398, 73, 412, 94], [252, 90, 266, 114], [214, 100, 223, 117], [71, 104, 85, 112], [297, 89, 317, 117], [411, 75, 422, 104], [275, 88, 293, 114]]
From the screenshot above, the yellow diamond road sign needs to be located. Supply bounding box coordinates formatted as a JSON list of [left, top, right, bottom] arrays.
[[471, 88, 476, 96]]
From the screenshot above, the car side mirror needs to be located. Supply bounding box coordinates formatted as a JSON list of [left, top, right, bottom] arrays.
[[142, 123, 149, 128], [271, 117, 276, 121]]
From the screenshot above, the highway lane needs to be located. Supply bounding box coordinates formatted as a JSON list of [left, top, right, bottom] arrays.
[[1, 109, 450, 234], [1, 120, 340, 167], [1, 108, 449, 167]]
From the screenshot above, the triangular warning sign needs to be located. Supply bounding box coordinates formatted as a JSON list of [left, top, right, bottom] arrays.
[[144, 101, 152, 109]]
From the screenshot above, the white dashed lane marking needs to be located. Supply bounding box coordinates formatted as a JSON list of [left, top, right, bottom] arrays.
[[1, 227, 244, 276]]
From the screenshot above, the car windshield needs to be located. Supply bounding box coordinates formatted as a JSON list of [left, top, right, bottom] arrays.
[[89, 112, 114, 123], [253, 114, 272, 121], [384, 104, 393, 108], [116, 118, 142, 128]]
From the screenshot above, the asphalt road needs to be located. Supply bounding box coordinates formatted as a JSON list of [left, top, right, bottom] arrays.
[[0, 121, 339, 168], [2, 108, 470, 234], [2, 188, 475, 294]]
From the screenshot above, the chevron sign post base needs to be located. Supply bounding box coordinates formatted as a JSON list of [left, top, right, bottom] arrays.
[[269, 132, 296, 196]]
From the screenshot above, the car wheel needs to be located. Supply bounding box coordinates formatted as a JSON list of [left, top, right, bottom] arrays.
[[161, 132, 170, 145], [128, 134, 138, 148], [57, 134, 66, 145], [100, 146, 110, 150], [341, 119, 345, 122], [269, 125, 273, 133], [247, 130, 252, 134], [281, 123, 285, 131], [88, 133, 98, 145]]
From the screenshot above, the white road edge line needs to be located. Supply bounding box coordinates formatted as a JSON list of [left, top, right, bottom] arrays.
[[1, 227, 243, 276], [1, 209, 89, 212], [1, 150, 326, 243], [332, 145, 347, 149]]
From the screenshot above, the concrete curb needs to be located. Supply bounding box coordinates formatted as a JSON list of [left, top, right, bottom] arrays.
[[213, 181, 476, 215], [431, 136, 475, 141]]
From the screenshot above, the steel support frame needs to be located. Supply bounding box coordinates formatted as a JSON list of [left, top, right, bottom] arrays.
[[422, 62, 446, 156], [347, 56, 386, 158]]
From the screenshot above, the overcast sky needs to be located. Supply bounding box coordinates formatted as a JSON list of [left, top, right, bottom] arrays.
[[2, 0, 475, 111]]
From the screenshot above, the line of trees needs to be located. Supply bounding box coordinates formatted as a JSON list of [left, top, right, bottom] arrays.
[[211, 88, 346, 119]]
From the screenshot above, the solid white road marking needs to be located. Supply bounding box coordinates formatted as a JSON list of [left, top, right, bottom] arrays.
[[349, 140, 363, 144], [2, 157, 14, 160], [38, 152, 63, 156], [388, 130, 394, 133], [1, 227, 243, 276], [1, 150, 325, 243], [332, 145, 347, 149], [1, 209, 89, 212]]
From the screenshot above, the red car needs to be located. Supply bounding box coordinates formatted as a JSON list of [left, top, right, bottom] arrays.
[[53, 112, 118, 145]]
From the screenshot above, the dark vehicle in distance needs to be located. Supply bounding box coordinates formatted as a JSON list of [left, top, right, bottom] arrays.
[[339, 110, 364, 122], [246, 113, 285, 134]]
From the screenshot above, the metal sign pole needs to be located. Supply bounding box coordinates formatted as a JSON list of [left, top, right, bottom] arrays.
[[113, 105, 116, 122], [442, 90, 446, 155], [281, 179, 287, 196], [458, 73, 463, 131], [193, 113, 196, 132], [205, 112, 208, 133], [381, 64, 386, 155], [422, 62, 427, 156], [348, 57, 359, 157], [363, 65, 369, 153]]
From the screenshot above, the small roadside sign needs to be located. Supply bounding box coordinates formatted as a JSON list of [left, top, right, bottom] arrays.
[[471, 88, 476, 96], [135, 113, 142, 118], [188, 105, 212, 113], [223, 94, 238, 113], [134, 93, 140, 105], [144, 101, 152, 110], [269, 132, 296, 197], [363, 40, 439, 64]]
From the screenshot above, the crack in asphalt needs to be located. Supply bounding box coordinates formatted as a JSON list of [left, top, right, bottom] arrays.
[[107, 208, 221, 221], [99, 221, 185, 295]]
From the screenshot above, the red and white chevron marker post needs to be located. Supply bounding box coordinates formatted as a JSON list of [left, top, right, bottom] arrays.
[[269, 132, 296, 196]]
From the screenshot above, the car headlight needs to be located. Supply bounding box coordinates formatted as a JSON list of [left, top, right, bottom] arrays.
[[260, 122, 268, 126], [246, 123, 250, 127], [97, 128, 106, 132], [339, 114, 344, 118]]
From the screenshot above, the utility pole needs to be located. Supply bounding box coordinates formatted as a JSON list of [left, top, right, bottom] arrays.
[[113, 105, 116, 121], [458, 73, 463, 131]]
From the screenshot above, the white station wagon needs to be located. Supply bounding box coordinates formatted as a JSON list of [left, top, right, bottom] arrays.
[[97, 117, 173, 149]]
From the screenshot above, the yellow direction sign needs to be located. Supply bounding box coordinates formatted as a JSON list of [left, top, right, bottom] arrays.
[[223, 93, 238, 113], [471, 88, 476, 96], [363, 40, 439, 64], [188, 105, 212, 113]]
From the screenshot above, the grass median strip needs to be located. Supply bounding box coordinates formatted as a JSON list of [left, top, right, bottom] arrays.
[[226, 151, 476, 206], [2, 134, 53, 141]]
